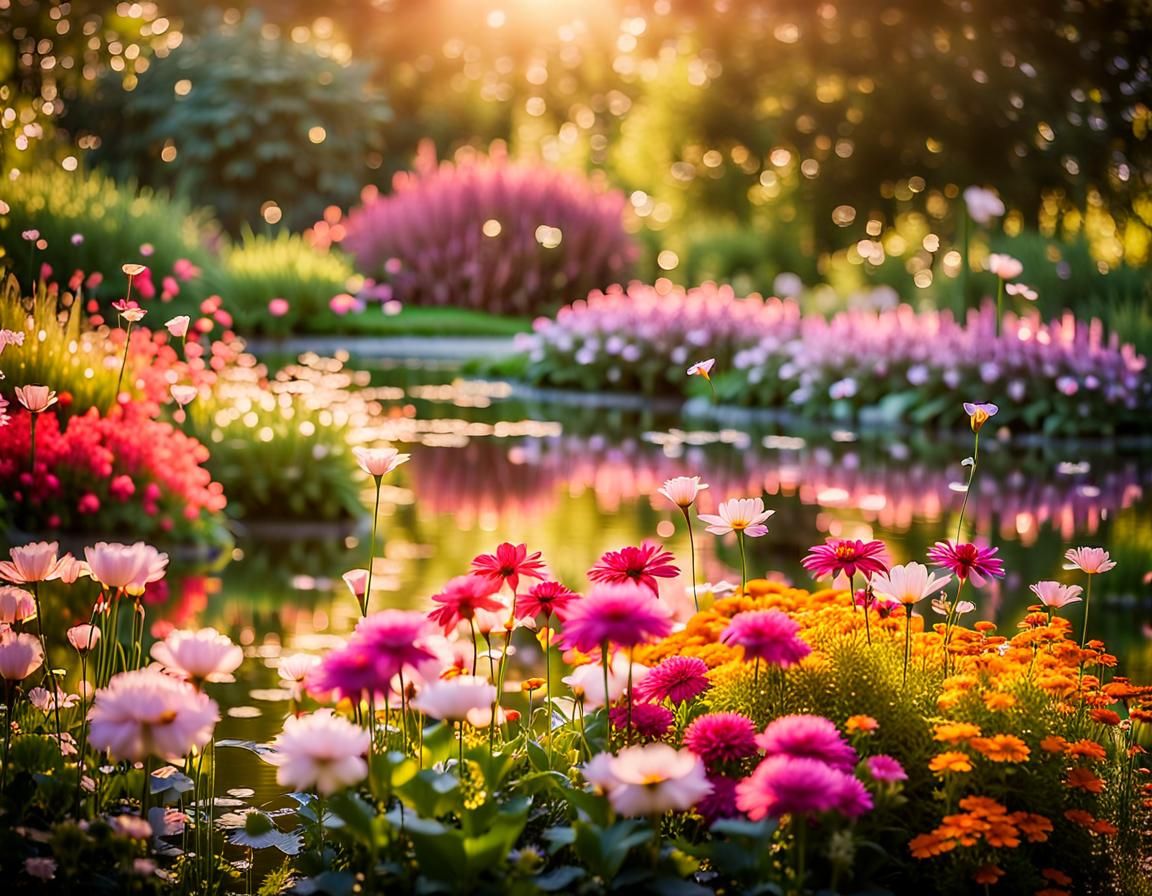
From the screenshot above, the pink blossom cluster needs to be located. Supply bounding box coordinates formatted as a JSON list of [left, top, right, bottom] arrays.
[[338, 143, 638, 315]]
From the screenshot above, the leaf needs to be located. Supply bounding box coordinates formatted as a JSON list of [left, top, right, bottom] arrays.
[[150, 765, 195, 795], [216, 738, 276, 757], [397, 769, 462, 817], [325, 791, 377, 847], [534, 866, 585, 891]]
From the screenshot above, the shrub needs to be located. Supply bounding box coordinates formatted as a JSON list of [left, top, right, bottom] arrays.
[[337, 143, 638, 316]]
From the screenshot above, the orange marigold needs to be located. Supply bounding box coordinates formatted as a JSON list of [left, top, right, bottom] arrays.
[[1039, 734, 1069, 754], [1091, 819, 1118, 836], [1065, 767, 1105, 793], [934, 722, 982, 744], [908, 832, 955, 859], [1089, 708, 1121, 726], [845, 714, 878, 735], [1064, 739, 1107, 762], [970, 734, 1030, 763], [1063, 809, 1096, 828], [984, 822, 1021, 849], [959, 795, 1008, 817], [973, 863, 1005, 885], [1041, 869, 1073, 886], [1014, 812, 1054, 842], [983, 691, 1017, 711], [929, 751, 974, 775]]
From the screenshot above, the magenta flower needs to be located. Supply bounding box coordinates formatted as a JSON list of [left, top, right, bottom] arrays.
[[353, 610, 437, 680], [735, 755, 851, 819], [755, 714, 858, 773], [518, 580, 578, 619], [720, 610, 811, 668], [926, 540, 1005, 587], [683, 712, 760, 768], [471, 542, 546, 595], [427, 574, 505, 634], [835, 775, 875, 817], [633, 655, 710, 704], [559, 583, 674, 653], [588, 542, 679, 596], [609, 701, 674, 738], [866, 755, 908, 783], [801, 538, 889, 581], [696, 774, 741, 822]]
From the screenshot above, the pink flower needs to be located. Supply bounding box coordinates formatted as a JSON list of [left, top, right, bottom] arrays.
[[609, 701, 674, 737], [518, 580, 577, 619], [0, 329, 26, 354], [113, 300, 147, 322], [267, 709, 369, 795], [736, 755, 850, 818], [1029, 580, 1084, 609], [170, 385, 197, 407], [15, 384, 58, 414], [962, 186, 1005, 225], [84, 541, 169, 591], [352, 445, 410, 478], [66, 624, 101, 653], [801, 538, 888, 581], [683, 712, 760, 768], [411, 675, 496, 722], [427, 574, 505, 634], [588, 542, 679, 596], [268, 298, 290, 317], [471, 542, 547, 595], [686, 358, 716, 379], [987, 254, 1023, 279], [658, 475, 709, 508], [697, 774, 740, 821], [0, 541, 68, 583], [54, 554, 89, 585], [310, 611, 435, 700], [87, 668, 219, 761], [927, 541, 1004, 587], [1063, 547, 1117, 575], [756, 714, 858, 773], [866, 755, 908, 783], [633, 655, 710, 704], [586, 743, 712, 816], [342, 568, 369, 601], [24, 858, 56, 881], [0, 631, 44, 680], [869, 562, 952, 606], [698, 497, 774, 537], [151, 627, 244, 683], [278, 653, 321, 698], [0, 586, 36, 623], [835, 775, 875, 817], [720, 610, 811, 667], [560, 583, 674, 653]]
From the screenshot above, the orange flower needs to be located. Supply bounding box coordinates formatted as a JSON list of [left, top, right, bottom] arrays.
[[934, 722, 982, 744], [845, 714, 878, 735], [959, 795, 1008, 817], [1041, 869, 1073, 886], [983, 691, 1017, 711], [970, 734, 1030, 763], [1014, 812, 1053, 842], [1039, 734, 1068, 754], [1091, 819, 1118, 836], [1064, 739, 1107, 762], [1065, 766, 1105, 793], [1089, 708, 1121, 726], [1035, 890, 1072, 896], [908, 831, 955, 859], [973, 863, 1005, 885], [929, 751, 973, 775], [1063, 808, 1096, 829], [984, 823, 1021, 849], [974, 621, 997, 633]]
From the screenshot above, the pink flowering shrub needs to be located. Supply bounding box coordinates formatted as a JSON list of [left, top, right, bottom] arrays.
[[521, 282, 1150, 434], [337, 143, 638, 315]]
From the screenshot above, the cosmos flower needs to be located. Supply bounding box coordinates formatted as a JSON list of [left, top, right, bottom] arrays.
[[584, 743, 712, 817], [559, 583, 674, 653], [801, 538, 888, 581], [1063, 547, 1117, 575], [411, 675, 497, 722], [720, 610, 811, 668], [14, 385, 58, 414], [471, 542, 547, 595], [658, 476, 709, 508], [756, 714, 859, 773], [352, 446, 410, 478], [1029, 581, 1084, 609], [869, 562, 953, 606], [267, 710, 369, 796], [927, 541, 1005, 587], [151, 627, 244, 684], [698, 497, 774, 537], [588, 542, 679, 596], [518, 580, 578, 619], [84, 541, 168, 592], [427, 574, 505, 633], [632, 655, 710, 704], [683, 712, 760, 768]]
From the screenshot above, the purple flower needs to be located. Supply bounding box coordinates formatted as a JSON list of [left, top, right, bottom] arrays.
[[866, 755, 908, 783], [697, 774, 741, 822], [756, 714, 858, 773], [683, 712, 760, 768], [720, 610, 811, 668], [633, 656, 710, 705], [609, 701, 674, 738]]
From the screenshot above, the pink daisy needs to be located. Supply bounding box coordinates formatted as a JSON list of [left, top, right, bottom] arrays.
[[926, 540, 1005, 587], [683, 712, 760, 768], [755, 714, 858, 773], [866, 755, 908, 783], [559, 584, 674, 653], [736, 755, 850, 819], [633, 655, 711, 705], [427, 574, 505, 634], [519, 580, 578, 619], [352, 610, 437, 682], [801, 538, 888, 581], [588, 542, 679, 596], [696, 774, 740, 822], [720, 610, 811, 668], [471, 543, 546, 595], [609, 702, 674, 738]]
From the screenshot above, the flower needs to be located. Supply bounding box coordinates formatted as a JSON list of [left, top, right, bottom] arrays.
[[869, 562, 952, 605], [151, 627, 244, 684], [696, 774, 741, 821], [866, 755, 908, 783], [170, 385, 197, 407], [471, 542, 546, 594], [609, 701, 674, 737], [165, 315, 191, 339], [0, 631, 44, 680], [1063, 547, 1116, 574], [0, 586, 36, 623], [845, 715, 879, 735], [278, 653, 321, 697], [720, 610, 811, 667], [559, 583, 674, 653], [342, 569, 369, 601], [756, 714, 858, 773], [84, 542, 169, 592], [310, 612, 435, 701], [352, 445, 410, 478], [962, 401, 999, 432], [928, 751, 973, 775], [588, 542, 679, 596], [633, 655, 710, 704], [87, 668, 219, 761], [66, 624, 101, 653], [267, 709, 370, 795], [736, 755, 854, 819], [113, 301, 147, 322], [562, 653, 649, 709], [0, 542, 68, 583], [683, 712, 760, 767], [970, 734, 1030, 762], [698, 497, 774, 538], [686, 358, 715, 380], [1006, 282, 1039, 301], [801, 538, 888, 581], [587, 744, 712, 816], [268, 298, 290, 317], [987, 254, 1023, 279], [427, 574, 505, 633], [24, 858, 56, 881], [658, 476, 709, 508], [927, 541, 1005, 586], [411, 675, 497, 722], [963, 186, 1005, 225], [1030, 581, 1084, 609], [121, 263, 147, 277], [518, 580, 577, 619], [14, 384, 58, 414]]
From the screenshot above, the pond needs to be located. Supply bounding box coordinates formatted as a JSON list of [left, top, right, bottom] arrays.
[[167, 355, 1152, 804]]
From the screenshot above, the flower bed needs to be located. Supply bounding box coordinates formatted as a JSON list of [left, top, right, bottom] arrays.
[[517, 282, 1151, 435]]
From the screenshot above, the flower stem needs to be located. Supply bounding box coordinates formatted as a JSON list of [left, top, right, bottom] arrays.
[[857, 573, 872, 646], [544, 625, 552, 758], [737, 530, 748, 595], [31, 583, 62, 742], [955, 431, 980, 545], [625, 647, 634, 745], [28, 413, 37, 480], [682, 507, 699, 612], [903, 608, 912, 686], [1080, 574, 1094, 650], [114, 320, 134, 401], [601, 642, 611, 752], [362, 478, 382, 616], [469, 619, 478, 676], [995, 278, 1004, 338]]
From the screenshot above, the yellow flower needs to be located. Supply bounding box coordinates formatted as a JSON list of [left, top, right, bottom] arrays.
[[929, 751, 974, 775]]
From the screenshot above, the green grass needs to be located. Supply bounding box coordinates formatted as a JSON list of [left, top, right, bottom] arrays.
[[300, 305, 532, 338]]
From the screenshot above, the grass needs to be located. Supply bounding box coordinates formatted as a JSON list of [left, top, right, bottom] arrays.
[[299, 305, 532, 338]]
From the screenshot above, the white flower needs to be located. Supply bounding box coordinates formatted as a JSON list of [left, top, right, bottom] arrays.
[[658, 476, 709, 509], [352, 446, 410, 478], [870, 562, 952, 606], [410, 675, 496, 722], [151, 627, 243, 683], [698, 497, 774, 537], [266, 709, 369, 796], [582, 744, 712, 816]]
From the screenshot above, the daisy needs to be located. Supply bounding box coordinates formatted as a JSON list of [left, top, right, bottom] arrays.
[[471, 542, 546, 595], [588, 542, 679, 596]]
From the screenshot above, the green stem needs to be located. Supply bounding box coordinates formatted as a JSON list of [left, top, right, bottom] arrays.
[[995, 278, 1004, 338], [955, 431, 980, 544], [737, 530, 748, 595], [625, 647, 634, 745], [399, 669, 408, 756], [544, 624, 552, 758], [140, 756, 151, 815], [457, 722, 465, 781], [362, 478, 382, 616], [858, 573, 872, 647], [601, 643, 611, 752], [903, 607, 912, 686], [1080, 574, 1094, 650], [682, 508, 699, 612], [31, 583, 62, 743], [469, 619, 478, 676], [114, 320, 134, 401]]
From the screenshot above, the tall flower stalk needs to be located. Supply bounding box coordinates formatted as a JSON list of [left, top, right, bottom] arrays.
[[351, 446, 411, 615], [699, 497, 774, 596], [659, 477, 710, 610]]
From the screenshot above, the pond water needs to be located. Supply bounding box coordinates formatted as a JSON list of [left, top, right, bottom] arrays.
[[158, 356, 1152, 804]]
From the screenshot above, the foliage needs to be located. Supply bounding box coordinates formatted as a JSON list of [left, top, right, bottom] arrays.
[[335, 143, 638, 316]]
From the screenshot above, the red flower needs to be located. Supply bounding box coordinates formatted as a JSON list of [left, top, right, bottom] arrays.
[[471, 542, 546, 595], [427, 574, 505, 634], [519, 580, 578, 619], [588, 542, 679, 596], [927, 540, 1005, 587], [801, 539, 888, 581]]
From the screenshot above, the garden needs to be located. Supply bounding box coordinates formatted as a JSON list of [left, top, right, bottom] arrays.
[[1, 1, 1152, 893]]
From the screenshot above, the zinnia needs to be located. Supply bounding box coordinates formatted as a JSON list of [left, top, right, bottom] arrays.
[[519, 580, 577, 619], [87, 668, 219, 761], [471, 542, 546, 595], [427, 574, 505, 634], [267, 709, 370, 795], [683, 712, 760, 768], [720, 610, 811, 668], [588, 542, 679, 596], [633, 655, 710, 704], [559, 584, 673, 654], [609, 702, 674, 738], [801, 538, 888, 581], [926, 541, 1005, 587], [756, 714, 859, 773], [151, 627, 244, 684]]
